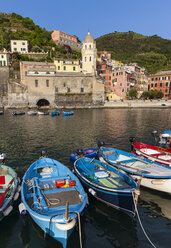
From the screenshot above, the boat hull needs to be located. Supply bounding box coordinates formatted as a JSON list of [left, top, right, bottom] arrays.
[[70, 148, 99, 161]]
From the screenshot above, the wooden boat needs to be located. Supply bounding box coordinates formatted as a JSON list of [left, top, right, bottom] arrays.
[[12, 111, 25, 116], [74, 157, 139, 216], [20, 155, 88, 248], [50, 111, 60, 117], [0, 154, 20, 221], [37, 111, 49, 116], [27, 111, 37, 116], [99, 144, 171, 194], [131, 141, 171, 167], [70, 148, 99, 161], [62, 111, 74, 116]]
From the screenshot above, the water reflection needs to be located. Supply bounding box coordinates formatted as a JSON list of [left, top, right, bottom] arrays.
[[0, 108, 171, 247]]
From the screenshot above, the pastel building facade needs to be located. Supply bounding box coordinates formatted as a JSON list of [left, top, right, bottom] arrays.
[[51, 30, 81, 50], [0, 51, 10, 66], [54, 59, 80, 72], [150, 71, 171, 98], [11, 40, 29, 53]]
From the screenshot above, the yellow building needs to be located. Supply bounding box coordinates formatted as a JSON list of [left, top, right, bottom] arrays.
[[54, 58, 80, 72]]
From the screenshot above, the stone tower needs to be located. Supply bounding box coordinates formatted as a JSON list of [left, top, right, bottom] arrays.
[[82, 32, 97, 75]]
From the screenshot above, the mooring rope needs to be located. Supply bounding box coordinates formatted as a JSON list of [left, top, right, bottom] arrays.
[[132, 192, 157, 248]]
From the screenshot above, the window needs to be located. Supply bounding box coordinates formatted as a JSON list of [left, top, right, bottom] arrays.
[[151, 84, 153, 87], [13, 42, 16, 45], [162, 77, 164, 80], [63, 66, 66, 70], [155, 83, 157, 87], [165, 89, 168, 92], [58, 66, 60, 70], [35, 80, 38, 87], [58, 60, 60, 63], [63, 82, 66, 87], [113, 73, 115, 76], [160, 83, 162, 87], [109, 76, 111, 80], [89, 56, 91, 62], [25, 71, 27, 76], [120, 83, 122, 86], [155, 77, 158, 81], [67, 87, 70, 93], [122, 89, 124, 92], [3, 61, 5, 66], [46, 80, 49, 87], [85, 57, 86, 62], [168, 76, 170, 80], [85, 45, 87, 49], [166, 82, 168, 87], [1, 55, 4, 58], [14, 48, 17, 51], [22, 42, 25, 45], [81, 88, 84, 93], [116, 72, 118, 76], [73, 66, 75, 71], [55, 86, 58, 93], [0, 61, 2, 66], [89, 45, 91, 49], [151, 78, 154, 81]]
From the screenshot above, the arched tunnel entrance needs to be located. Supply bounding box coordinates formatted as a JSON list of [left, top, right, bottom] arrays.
[[37, 99, 50, 108]]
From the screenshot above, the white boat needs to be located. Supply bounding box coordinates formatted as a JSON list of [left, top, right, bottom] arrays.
[[37, 111, 49, 116], [99, 143, 171, 194], [27, 111, 37, 116]]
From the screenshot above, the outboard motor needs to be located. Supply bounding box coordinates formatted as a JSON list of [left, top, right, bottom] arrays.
[[129, 137, 136, 152], [41, 149, 47, 158], [77, 149, 83, 157], [98, 140, 105, 149], [0, 153, 6, 163], [151, 130, 159, 143]]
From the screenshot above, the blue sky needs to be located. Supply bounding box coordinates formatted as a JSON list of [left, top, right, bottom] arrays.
[[1, 0, 171, 41]]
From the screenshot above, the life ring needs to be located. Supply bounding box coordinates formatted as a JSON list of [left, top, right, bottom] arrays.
[[55, 218, 76, 231], [70, 180, 76, 187]]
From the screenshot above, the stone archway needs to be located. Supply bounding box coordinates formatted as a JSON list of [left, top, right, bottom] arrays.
[[37, 99, 50, 108]]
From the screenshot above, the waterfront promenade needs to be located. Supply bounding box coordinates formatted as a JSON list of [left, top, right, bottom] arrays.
[[104, 99, 171, 108]]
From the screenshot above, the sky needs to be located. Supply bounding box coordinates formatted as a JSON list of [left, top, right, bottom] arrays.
[[1, 0, 171, 41]]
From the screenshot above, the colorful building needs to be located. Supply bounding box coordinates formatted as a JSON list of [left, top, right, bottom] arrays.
[[51, 30, 81, 51], [150, 71, 171, 98], [0, 50, 10, 66], [54, 58, 80, 72], [11, 40, 29, 53]]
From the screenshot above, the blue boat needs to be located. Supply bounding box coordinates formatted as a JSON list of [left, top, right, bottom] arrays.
[[21, 156, 88, 248], [74, 157, 138, 216], [62, 111, 74, 116], [70, 148, 99, 161], [50, 111, 60, 117], [0, 154, 20, 221], [99, 144, 171, 194]]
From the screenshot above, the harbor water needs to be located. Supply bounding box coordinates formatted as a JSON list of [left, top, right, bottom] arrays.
[[0, 108, 171, 248]]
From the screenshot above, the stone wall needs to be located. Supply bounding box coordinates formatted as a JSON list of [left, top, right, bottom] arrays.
[[0, 66, 9, 107], [8, 81, 28, 108]]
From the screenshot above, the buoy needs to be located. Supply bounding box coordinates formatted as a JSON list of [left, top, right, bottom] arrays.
[[70, 180, 76, 187], [19, 203, 27, 216]]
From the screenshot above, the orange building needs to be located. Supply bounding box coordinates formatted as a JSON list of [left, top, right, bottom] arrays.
[[51, 30, 81, 50], [150, 71, 171, 98]]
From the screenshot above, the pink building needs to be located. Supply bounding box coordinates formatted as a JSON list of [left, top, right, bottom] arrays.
[[51, 30, 81, 50]]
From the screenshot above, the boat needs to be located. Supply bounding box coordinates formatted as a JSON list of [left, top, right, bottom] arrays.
[[0, 111, 4, 115], [50, 111, 60, 117], [130, 139, 171, 167], [74, 157, 139, 216], [12, 111, 25, 116], [27, 111, 37, 116], [152, 130, 171, 145], [37, 111, 49, 116], [70, 148, 99, 161], [20, 152, 88, 248], [0, 153, 20, 221], [62, 111, 74, 116], [99, 142, 171, 194]]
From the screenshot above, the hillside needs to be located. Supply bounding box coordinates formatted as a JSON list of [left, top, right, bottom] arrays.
[[96, 32, 171, 74], [0, 12, 81, 60]]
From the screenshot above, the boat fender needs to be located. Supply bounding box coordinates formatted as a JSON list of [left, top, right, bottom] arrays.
[[88, 188, 96, 196], [55, 218, 76, 231], [3, 205, 13, 216], [70, 180, 76, 187], [19, 203, 27, 216], [64, 184, 69, 188], [14, 192, 19, 201]]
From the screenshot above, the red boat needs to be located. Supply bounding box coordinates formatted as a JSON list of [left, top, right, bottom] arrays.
[[131, 142, 171, 167]]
